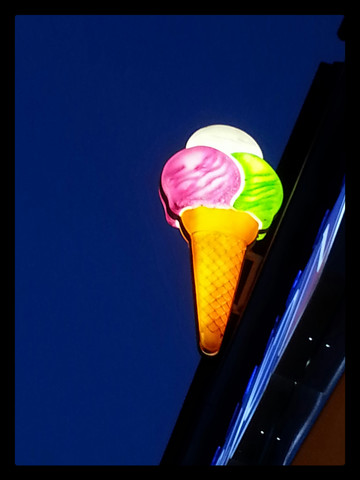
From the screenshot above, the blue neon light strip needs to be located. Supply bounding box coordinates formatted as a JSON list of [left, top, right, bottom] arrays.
[[212, 181, 345, 465]]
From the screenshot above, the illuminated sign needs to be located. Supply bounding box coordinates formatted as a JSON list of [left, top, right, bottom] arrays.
[[159, 125, 283, 356], [211, 180, 345, 464]]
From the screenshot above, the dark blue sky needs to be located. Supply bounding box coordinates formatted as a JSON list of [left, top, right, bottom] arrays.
[[15, 15, 344, 465]]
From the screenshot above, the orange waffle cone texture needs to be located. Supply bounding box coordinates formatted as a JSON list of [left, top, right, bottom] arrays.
[[180, 207, 259, 355]]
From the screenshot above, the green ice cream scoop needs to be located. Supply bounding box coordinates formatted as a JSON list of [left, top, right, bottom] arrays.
[[231, 152, 283, 240]]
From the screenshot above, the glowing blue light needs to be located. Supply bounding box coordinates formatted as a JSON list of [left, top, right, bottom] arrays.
[[212, 181, 345, 465]]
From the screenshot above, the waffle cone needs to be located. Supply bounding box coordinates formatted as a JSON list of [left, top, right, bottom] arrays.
[[180, 207, 259, 356]]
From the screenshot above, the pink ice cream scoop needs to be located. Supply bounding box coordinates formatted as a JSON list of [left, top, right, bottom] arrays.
[[159, 146, 243, 227]]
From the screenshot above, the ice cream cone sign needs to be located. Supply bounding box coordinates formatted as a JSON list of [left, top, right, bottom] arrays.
[[159, 125, 283, 356]]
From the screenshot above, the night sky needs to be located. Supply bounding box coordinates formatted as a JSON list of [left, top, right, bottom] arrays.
[[15, 15, 344, 465]]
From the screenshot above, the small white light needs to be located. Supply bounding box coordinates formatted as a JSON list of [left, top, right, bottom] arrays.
[[186, 124, 264, 159]]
